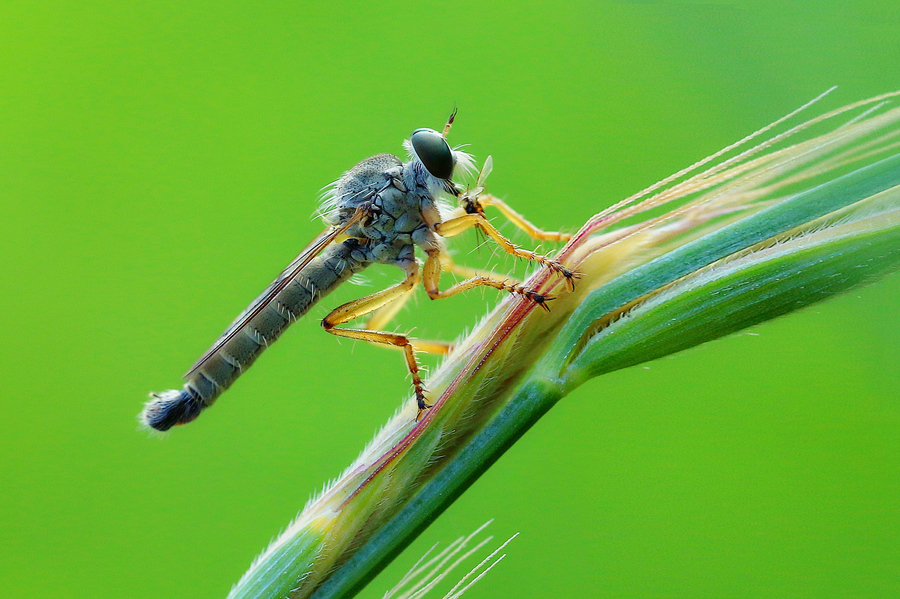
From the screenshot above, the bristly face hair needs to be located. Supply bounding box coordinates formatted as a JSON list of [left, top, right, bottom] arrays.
[[404, 111, 475, 197]]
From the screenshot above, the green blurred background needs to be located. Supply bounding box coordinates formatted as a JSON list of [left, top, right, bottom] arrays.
[[1, 1, 898, 597]]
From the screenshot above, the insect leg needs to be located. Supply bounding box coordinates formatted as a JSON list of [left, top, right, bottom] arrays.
[[364, 285, 414, 331], [434, 213, 578, 290], [441, 253, 522, 286], [474, 194, 572, 242], [365, 286, 453, 355], [423, 248, 553, 311], [321, 263, 432, 418], [365, 251, 525, 346]]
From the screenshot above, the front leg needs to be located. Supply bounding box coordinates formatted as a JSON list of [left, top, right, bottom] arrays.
[[434, 213, 578, 290], [467, 193, 572, 243]]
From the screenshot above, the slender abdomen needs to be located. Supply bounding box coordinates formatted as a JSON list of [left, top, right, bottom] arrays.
[[143, 241, 369, 431]]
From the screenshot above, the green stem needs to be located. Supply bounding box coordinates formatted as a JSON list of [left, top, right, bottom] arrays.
[[547, 153, 900, 377], [310, 378, 564, 599]]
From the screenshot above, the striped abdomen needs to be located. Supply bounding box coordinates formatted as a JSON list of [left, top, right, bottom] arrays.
[[143, 241, 369, 431]]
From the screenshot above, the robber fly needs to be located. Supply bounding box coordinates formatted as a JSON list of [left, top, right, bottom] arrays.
[[142, 111, 575, 431]]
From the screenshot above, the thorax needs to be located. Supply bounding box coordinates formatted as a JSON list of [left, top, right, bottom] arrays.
[[325, 154, 443, 265]]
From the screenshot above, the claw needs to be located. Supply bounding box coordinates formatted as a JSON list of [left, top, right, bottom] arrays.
[[415, 401, 432, 421], [532, 292, 554, 312], [415, 389, 429, 411], [562, 268, 581, 292]]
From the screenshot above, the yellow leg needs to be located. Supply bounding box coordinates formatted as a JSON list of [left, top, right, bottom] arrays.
[[423, 248, 553, 311], [322, 263, 432, 417], [442, 253, 522, 285], [365, 286, 414, 331], [434, 213, 578, 290], [408, 339, 454, 354], [365, 287, 453, 355], [474, 194, 572, 242]]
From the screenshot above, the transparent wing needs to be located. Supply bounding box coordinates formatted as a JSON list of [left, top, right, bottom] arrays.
[[184, 222, 355, 378], [477, 154, 493, 189], [460, 155, 493, 204]]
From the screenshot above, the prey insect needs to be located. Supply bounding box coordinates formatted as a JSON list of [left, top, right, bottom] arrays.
[[143, 111, 576, 431]]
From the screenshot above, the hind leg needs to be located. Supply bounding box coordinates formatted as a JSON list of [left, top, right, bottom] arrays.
[[321, 261, 432, 418]]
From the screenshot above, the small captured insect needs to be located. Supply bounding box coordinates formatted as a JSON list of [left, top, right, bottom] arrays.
[[142, 111, 576, 431]]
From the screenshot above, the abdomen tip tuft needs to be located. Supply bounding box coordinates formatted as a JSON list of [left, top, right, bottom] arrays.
[[141, 389, 203, 431]]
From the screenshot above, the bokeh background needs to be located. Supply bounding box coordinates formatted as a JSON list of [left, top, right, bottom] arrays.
[[1, 1, 898, 597]]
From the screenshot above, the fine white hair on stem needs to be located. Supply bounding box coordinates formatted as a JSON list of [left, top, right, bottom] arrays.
[[382, 521, 517, 599], [442, 533, 518, 599], [384, 521, 493, 599]]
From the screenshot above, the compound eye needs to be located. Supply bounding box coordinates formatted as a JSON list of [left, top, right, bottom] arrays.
[[410, 128, 455, 180]]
